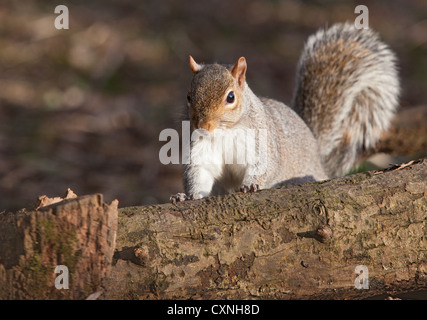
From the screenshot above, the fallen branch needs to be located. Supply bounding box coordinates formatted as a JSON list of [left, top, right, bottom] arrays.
[[104, 158, 427, 299], [0, 159, 426, 299]]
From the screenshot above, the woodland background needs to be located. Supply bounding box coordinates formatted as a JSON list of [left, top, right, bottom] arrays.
[[0, 0, 426, 211]]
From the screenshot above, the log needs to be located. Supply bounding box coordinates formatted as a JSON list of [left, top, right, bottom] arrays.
[[103, 158, 427, 300], [0, 193, 118, 299], [0, 159, 426, 300]]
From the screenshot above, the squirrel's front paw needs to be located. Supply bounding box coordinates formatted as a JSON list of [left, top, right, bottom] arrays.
[[240, 184, 260, 193], [170, 193, 194, 204]]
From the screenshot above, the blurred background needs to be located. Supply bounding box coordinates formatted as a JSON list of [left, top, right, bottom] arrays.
[[0, 0, 426, 211]]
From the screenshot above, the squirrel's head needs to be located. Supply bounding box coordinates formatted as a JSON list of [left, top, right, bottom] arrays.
[[187, 56, 247, 132]]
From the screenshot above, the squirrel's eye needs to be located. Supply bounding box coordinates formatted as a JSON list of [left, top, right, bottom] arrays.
[[226, 91, 235, 104]]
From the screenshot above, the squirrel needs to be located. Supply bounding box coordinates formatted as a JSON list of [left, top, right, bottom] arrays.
[[171, 22, 400, 202]]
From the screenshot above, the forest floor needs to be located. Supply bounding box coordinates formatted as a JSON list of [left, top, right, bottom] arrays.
[[0, 0, 426, 211]]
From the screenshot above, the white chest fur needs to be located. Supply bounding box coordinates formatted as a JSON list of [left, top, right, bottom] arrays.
[[188, 128, 267, 197]]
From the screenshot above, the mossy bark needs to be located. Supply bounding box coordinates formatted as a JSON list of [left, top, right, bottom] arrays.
[[0, 194, 118, 299]]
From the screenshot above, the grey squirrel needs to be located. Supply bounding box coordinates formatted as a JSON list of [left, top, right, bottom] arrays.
[[171, 22, 400, 202]]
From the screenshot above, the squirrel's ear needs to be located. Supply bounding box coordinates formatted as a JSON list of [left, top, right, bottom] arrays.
[[189, 55, 203, 73], [231, 57, 247, 89]]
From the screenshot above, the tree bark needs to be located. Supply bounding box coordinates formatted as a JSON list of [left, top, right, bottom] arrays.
[[0, 159, 426, 300], [104, 158, 427, 299], [0, 194, 118, 299]]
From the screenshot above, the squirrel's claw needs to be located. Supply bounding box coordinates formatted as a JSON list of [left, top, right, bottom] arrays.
[[170, 193, 193, 204], [240, 184, 260, 193]]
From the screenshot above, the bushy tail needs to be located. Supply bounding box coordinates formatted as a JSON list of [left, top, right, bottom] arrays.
[[292, 23, 400, 177]]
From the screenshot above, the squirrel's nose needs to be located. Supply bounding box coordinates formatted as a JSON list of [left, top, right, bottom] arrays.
[[197, 121, 215, 132]]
